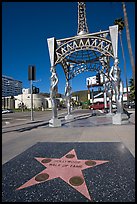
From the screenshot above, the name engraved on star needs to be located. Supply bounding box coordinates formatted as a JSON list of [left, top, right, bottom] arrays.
[[48, 159, 82, 168]]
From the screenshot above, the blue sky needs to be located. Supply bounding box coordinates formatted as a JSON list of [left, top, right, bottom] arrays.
[[2, 2, 135, 94]]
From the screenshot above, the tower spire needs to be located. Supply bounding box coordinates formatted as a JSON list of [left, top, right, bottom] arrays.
[[77, 2, 89, 35]]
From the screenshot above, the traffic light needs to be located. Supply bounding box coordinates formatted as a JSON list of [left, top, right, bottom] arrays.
[[87, 79, 90, 89], [96, 73, 100, 85], [32, 86, 39, 94], [36, 88, 39, 93], [32, 86, 35, 94], [28, 65, 36, 81]]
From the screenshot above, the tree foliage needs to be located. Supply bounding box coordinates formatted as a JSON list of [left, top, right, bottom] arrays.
[[114, 18, 125, 33], [129, 78, 135, 102], [72, 90, 88, 102]]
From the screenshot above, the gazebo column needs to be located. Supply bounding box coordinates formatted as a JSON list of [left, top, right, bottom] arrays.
[[103, 81, 108, 113], [109, 58, 129, 124], [106, 82, 114, 116], [65, 79, 74, 120], [99, 57, 108, 113], [49, 66, 61, 127], [108, 87, 113, 114], [109, 59, 124, 114]]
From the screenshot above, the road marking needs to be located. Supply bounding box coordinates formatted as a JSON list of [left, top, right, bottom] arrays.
[[5, 121, 10, 124], [98, 110, 104, 113], [2, 118, 12, 120], [16, 119, 28, 120]]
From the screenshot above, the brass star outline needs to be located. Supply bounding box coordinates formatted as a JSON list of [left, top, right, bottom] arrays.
[[16, 149, 109, 201]]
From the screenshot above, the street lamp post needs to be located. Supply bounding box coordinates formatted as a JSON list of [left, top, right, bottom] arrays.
[[28, 65, 36, 121], [103, 74, 107, 113], [30, 79, 34, 121], [91, 88, 94, 105], [87, 80, 91, 102]]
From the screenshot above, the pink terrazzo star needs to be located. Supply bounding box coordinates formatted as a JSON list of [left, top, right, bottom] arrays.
[[16, 149, 109, 201]]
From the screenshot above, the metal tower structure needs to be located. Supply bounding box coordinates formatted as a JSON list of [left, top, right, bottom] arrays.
[[47, 2, 125, 127], [77, 2, 89, 35]]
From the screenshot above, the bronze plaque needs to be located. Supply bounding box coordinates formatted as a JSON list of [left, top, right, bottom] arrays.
[[66, 154, 75, 158], [69, 176, 84, 186], [41, 158, 51, 163], [35, 173, 49, 182], [85, 160, 96, 166]]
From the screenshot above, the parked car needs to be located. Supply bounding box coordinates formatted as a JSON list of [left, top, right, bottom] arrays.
[[112, 103, 117, 109], [2, 109, 14, 114], [128, 104, 135, 109], [89, 102, 109, 110], [124, 102, 135, 109]]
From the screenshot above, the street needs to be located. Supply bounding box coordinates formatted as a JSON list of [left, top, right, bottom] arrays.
[[2, 107, 133, 126], [2, 108, 102, 127], [2, 109, 68, 127]]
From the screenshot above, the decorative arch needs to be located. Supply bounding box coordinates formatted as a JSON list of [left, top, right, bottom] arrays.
[[55, 35, 114, 66], [47, 2, 124, 127]]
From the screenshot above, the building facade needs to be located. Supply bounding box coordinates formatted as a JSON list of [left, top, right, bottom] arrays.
[[2, 75, 22, 97], [88, 87, 130, 104], [14, 88, 63, 110]]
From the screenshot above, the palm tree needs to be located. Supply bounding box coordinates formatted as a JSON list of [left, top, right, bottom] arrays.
[[128, 78, 135, 102], [122, 2, 135, 86], [114, 18, 129, 105]]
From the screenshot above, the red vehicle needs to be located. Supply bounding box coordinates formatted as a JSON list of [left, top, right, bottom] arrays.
[[89, 102, 109, 110]]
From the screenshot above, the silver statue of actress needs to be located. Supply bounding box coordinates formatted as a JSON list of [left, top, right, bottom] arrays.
[[109, 58, 123, 113], [65, 80, 72, 115], [50, 66, 58, 118]]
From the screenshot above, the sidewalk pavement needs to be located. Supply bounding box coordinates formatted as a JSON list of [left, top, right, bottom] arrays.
[[2, 110, 135, 164], [2, 110, 135, 202]]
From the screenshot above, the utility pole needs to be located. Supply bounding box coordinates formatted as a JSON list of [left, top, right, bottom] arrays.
[[28, 65, 36, 121], [103, 74, 107, 113], [91, 88, 94, 106], [30, 79, 34, 121], [122, 2, 135, 86]]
